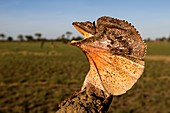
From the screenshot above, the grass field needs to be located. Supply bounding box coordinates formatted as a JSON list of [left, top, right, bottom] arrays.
[[0, 41, 170, 113]]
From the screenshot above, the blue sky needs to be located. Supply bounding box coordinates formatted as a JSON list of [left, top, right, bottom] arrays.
[[0, 0, 170, 39]]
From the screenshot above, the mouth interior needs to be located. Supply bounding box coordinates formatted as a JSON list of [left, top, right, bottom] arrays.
[[73, 25, 94, 39], [71, 24, 94, 44]]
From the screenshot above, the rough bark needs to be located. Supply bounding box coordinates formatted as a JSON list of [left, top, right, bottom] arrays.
[[56, 83, 113, 113]]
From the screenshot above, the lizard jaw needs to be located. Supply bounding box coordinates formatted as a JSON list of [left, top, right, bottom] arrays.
[[71, 25, 94, 44], [73, 24, 94, 39]]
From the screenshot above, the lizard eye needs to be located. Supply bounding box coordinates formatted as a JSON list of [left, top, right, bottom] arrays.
[[87, 25, 90, 27]]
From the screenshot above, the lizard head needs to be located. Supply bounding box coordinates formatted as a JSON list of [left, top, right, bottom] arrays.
[[72, 21, 96, 39]]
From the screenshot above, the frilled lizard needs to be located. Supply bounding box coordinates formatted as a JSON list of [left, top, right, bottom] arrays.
[[71, 16, 146, 97], [57, 16, 146, 113]]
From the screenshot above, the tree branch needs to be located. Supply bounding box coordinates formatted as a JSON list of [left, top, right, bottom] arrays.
[[56, 83, 113, 113]]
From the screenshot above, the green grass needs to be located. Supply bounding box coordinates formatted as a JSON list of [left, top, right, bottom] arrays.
[[0, 41, 170, 113], [146, 42, 170, 55]]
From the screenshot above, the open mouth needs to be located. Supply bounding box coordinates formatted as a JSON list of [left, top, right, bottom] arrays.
[[71, 22, 94, 44], [73, 24, 94, 39]]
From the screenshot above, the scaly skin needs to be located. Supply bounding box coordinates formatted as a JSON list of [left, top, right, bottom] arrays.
[[71, 16, 146, 96]]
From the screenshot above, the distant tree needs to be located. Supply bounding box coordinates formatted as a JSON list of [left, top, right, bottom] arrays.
[[71, 36, 83, 41], [7, 36, 13, 41], [146, 37, 151, 42], [25, 35, 34, 41], [155, 36, 168, 42], [61, 34, 65, 39], [66, 31, 72, 39], [58, 34, 69, 44], [35, 33, 42, 40], [168, 35, 170, 42], [160, 37, 167, 42], [17, 34, 24, 41], [0, 33, 6, 40]]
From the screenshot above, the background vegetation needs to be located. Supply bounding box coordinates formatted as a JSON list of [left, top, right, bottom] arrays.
[[0, 41, 170, 113]]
